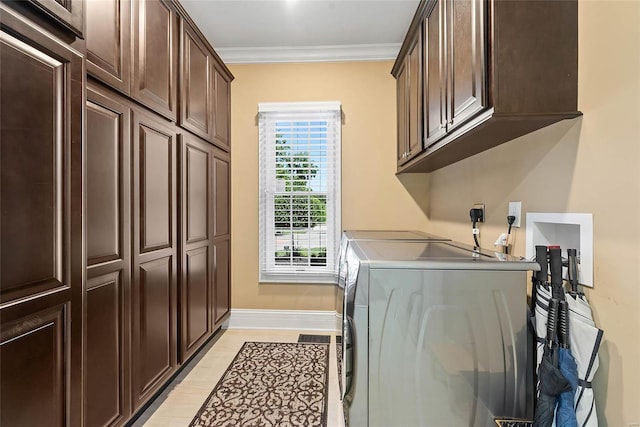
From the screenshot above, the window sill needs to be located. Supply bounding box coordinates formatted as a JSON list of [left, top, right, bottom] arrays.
[[259, 272, 337, 285]]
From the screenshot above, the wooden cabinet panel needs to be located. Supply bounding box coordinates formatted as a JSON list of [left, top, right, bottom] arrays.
[[179, 134, 213, 362], [136, 118, 175, 253], [407, 32, 423, 160], [446, 0, 487, 129], [86, 84, 132, 427], [87, 93, 131, 266], [424, 0, 447, 146], [27, 0, 83, 36], [86, 0, 131, 94], [212, 67, 230, 149], [133, 256, 176, 407], [185, 142, 210, 243], [184, 247, 210, 352], [131, 107, 177, 411], [1, 28, 66, 302], [132, 0, 178, 120], [86, 272, 129, 427], [180, 21, 212, 140], [1, 304, 68, 427], [214, 153, 230, 237], [213, 238, 230, 325], [396, 60, 408, 165], [0, 8, 83, 426]]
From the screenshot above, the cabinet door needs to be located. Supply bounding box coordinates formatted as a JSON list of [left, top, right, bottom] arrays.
[[0, 7, 83, 427], [212, 66, 230, 150], [213, 150, 230, 238], [213, 237, 230, 325], [86, 0, 131, 94], [396, 58, 409, 166], [131, 109, 178, 411], [446, 0, 487, 130], [407, 30, 423, 161], [132, 0, 178, 121], [179, 134, 213, 362], [86, 85, 132, 427], [424, 0, 447, 147], [180, 21, 212, 141]]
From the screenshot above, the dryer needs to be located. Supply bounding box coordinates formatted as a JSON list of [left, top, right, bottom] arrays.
[[340, 239, 538, 427]]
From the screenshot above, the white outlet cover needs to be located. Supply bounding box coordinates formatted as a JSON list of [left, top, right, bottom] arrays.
[[525, 212, 593, 287], [508, 201, 522, 227]]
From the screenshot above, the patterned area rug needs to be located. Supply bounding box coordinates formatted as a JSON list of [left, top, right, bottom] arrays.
[[190, 341, 330, 427]]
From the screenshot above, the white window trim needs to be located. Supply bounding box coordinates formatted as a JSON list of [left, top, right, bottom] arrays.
[[258, 101, 342, 284]]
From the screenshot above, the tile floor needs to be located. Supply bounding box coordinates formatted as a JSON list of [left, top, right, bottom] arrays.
[[132, 329, 345, 427]]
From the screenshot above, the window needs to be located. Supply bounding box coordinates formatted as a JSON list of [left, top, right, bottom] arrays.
[[258, 102, 341, 283]]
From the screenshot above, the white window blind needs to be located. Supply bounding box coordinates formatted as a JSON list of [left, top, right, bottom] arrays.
[[258, 101, 341, 283]]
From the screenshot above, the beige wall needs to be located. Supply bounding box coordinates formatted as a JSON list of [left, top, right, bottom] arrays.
[[229, 61, 429, 311], [424, 1, 640, 424]]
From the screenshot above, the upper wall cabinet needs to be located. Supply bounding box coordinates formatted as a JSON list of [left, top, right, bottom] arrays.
[[132, 0, 178, 121], [86, 0, 131, 94], [393, 0, 581, 173]]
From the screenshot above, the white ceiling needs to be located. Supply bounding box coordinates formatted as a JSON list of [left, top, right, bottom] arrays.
[[180, 0, 420, 63]]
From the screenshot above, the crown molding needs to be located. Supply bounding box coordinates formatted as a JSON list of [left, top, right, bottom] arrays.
[[217, 43, 401, 64]]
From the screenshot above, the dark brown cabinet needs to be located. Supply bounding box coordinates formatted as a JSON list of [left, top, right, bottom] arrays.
[[213, 150, 231, 324], [86, 0, 131, 94], [213, 66, 231, 150], [86, 84, 132, 427], [131, 108, 179, 411], [179, 133, 214, 361], [132, 0, 178, 121], [180, 22, 213, 141], [397, 29, 423, 166], [0, 5, 83, 426], [394, 0, 581, 172]]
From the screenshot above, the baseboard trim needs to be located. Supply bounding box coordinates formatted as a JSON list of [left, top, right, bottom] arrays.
[[224, 309, 339, 332]]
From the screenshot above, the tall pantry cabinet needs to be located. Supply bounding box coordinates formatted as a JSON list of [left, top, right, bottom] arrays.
[[0, 0, 233, 426]]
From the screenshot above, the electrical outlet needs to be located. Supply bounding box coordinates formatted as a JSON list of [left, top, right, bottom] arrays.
[[473, 203, 485, 222], [508, 201, 522, 227]]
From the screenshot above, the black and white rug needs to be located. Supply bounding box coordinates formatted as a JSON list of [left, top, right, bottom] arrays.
[[190, 341, 330, 427]]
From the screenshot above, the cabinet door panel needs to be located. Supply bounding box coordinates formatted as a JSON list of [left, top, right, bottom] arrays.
[[86, 0, 131, 94], [180, 22, 212, 140], [212, 68, 230, 149], [447, 0, 487, 129], [407, 31, 423, 159], [214, 154, 230, 237], [132, 0, 177, 120], [179, 134, 213, 361], [424, 0, 447, 146], [184, 247, 210, 351], [0, 9, 83, 426], [86, 85, 132, 427], [138, 122, 174, 253], [87, 97, 130, 266], [396, 60, 409, 166], [135, 257, 174, 397], [0, 304, 68, 427], [1, 30, 65, 301], [131, 108, 177, 411], [86, 272, 129, 427], [214, 238, 230, 325]]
